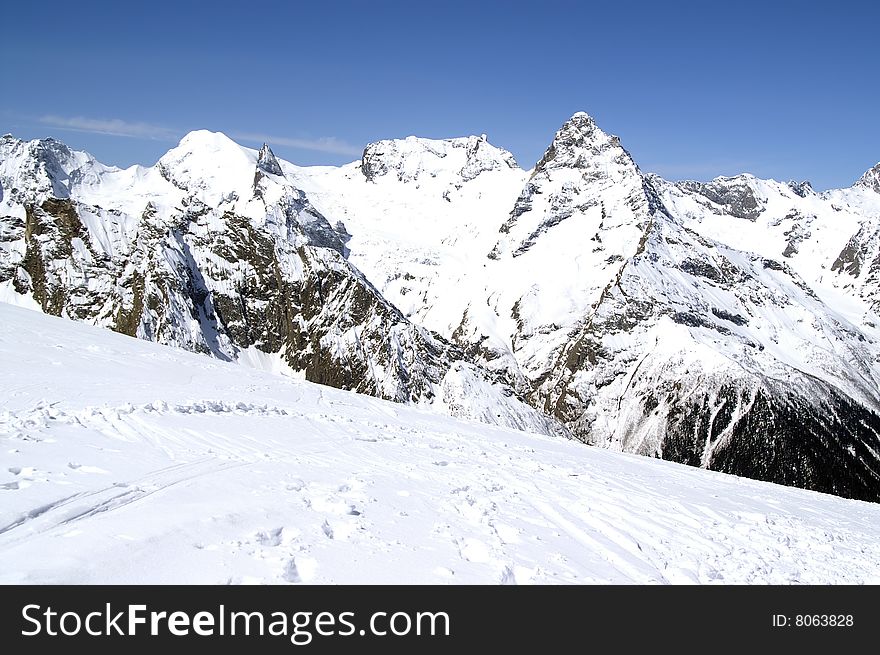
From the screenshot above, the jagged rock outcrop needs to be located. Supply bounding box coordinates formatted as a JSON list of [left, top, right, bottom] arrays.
[[855, 162, 880, 194], [257, 142, 284, 176], [676, 176, 765, 220]]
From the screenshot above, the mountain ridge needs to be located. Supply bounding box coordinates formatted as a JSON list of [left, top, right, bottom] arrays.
[[0, 130, 567, 440], [3, 114, 880, 500]]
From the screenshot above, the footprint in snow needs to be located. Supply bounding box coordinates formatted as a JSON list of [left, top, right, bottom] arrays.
[[282, 558, 301, 583], [500, 566, 517, 585], [285, 479, 306, 492], [282, 556, 317, 583], [256, 527, 285, 547]]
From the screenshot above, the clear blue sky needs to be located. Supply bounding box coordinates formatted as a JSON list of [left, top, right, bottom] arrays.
[[3, 0, 878, 189]]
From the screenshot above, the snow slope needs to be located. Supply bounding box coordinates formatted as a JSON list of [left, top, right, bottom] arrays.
[[2, 302, 879, 584]]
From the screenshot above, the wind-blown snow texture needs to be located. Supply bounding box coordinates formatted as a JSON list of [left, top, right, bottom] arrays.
[[3, 116, 880, 501], [2, 303, 880, 584]]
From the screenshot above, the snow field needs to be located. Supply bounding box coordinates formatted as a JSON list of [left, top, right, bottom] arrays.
[[2, 303, 879, 584]]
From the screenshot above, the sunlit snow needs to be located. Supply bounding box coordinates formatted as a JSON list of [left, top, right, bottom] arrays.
[[2, 303, 879, 584]]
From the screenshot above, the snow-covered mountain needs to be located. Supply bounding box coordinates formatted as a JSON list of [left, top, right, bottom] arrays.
[[297, 115, 880, 502], [3, 302, 879, 584], [0, 132, 563, 438], [3, 115, 880, 502]]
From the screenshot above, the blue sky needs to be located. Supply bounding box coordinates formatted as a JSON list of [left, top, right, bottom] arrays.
[[3, 0, 878, 189]]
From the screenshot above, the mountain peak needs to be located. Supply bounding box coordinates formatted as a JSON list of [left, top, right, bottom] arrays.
[[28, 136, 77, 162], [157, 131, 255, 200], [533, 111, 631, 173], [567, 110, 596, 124], [175, 129, 240, 153], [854, 162, 880, 194], [552, 112, 600, 145], [787, 179, 814, 198], [257, 143, 284, 176]]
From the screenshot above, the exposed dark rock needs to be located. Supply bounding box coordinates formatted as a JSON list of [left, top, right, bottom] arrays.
[[780, 212, 812, 258], [787, 180, 814, 197], [711, 307, 748, 326], [662, 379, 880, 502], [855, 162, 880, 194], [671, 311, 730, 334], [257, 143, 284, 176], [680, 258, 724, 283], [361, 144, 387, 182], [832, 229, 867, 277], [678, 178, 763, 220]]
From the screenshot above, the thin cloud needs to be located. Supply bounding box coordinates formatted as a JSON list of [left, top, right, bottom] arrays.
[[37, 115, 178, 141], [232, 132, 362, 157], [35, 116, 362, 157]]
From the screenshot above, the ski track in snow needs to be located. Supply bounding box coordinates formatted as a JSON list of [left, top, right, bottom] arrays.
[[1, 303, 880, 584]]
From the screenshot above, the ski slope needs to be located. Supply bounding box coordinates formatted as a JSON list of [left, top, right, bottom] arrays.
[[1, 302, 879, 584]]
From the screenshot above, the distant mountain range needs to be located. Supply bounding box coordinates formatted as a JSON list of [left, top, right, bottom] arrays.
[[3, 113, 880, 501]]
